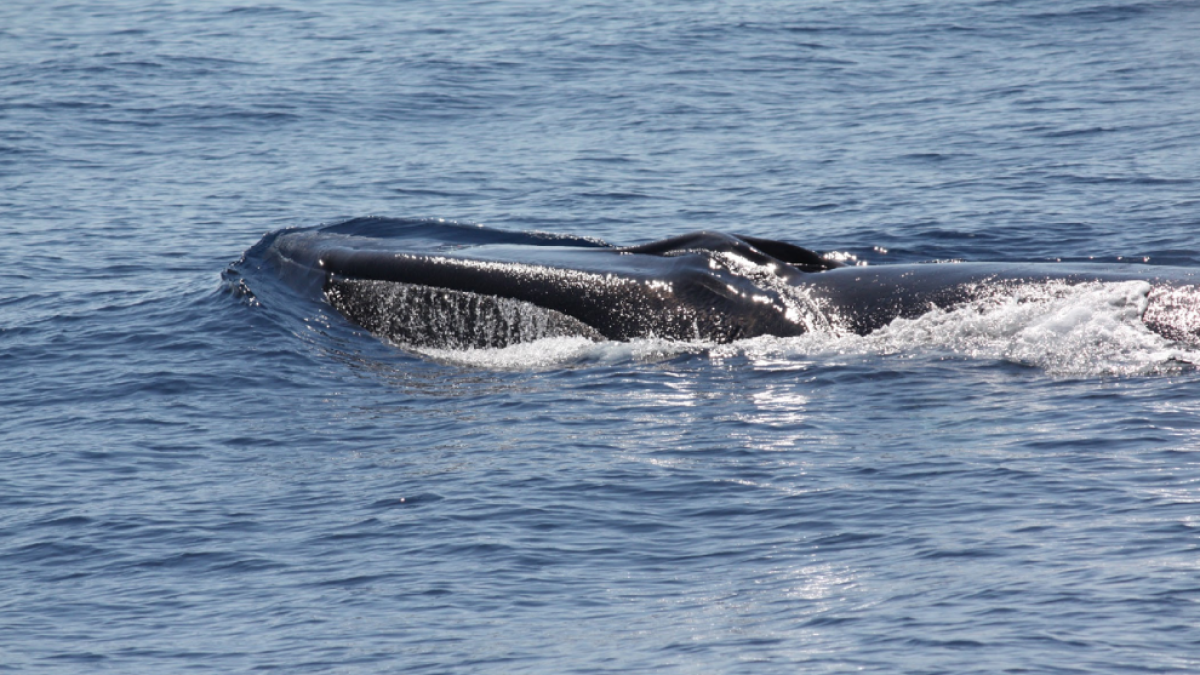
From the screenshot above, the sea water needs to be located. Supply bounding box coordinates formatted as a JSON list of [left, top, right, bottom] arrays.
[[3, 1, 1200, 672]]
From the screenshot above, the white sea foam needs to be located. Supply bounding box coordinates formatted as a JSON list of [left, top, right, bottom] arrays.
[[721, 280, 1199, 377], [409, 281, 1199, 376], [411, 335, 705, 369]]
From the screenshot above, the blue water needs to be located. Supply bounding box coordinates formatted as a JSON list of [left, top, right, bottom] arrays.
[[4, 1, 1200, 672]]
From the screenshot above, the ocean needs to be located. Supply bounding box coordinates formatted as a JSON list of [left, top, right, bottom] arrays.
[[3, 1, 1200, 672]]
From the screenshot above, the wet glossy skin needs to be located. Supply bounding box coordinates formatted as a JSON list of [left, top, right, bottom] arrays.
[[259, 218, 1200, 347]]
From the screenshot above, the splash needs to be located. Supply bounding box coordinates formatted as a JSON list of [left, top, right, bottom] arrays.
[[412, 336, 704, 370], [720, 280, 1199, 377], [413, 280, 1198, 376]]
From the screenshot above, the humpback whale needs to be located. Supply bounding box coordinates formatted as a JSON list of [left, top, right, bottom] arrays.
[[243, 217, 1200, 350]]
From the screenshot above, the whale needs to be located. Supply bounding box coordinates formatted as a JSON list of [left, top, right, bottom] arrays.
[[243, 217, 1200, 349]]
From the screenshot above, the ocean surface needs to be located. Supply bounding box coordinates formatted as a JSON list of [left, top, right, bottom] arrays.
[[4, 1, 1200, 672]]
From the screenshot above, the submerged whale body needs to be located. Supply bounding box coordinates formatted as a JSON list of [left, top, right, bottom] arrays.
[[250, 217, 1200, 349]]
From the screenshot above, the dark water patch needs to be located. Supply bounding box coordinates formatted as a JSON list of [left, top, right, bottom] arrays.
[[1025, 2, 1164, 24], [5, 540, 112, 566], [32, 515, 92, 528], [42, 652, 109, 663], [222, 5, 325, 18], [369, 493, 444, 510]]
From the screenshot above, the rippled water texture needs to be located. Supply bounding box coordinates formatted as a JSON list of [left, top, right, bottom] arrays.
[[4, 1, 1200, 673]]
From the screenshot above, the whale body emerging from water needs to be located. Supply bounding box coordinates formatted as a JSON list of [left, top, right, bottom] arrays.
[[247, 217, 1200, 349]]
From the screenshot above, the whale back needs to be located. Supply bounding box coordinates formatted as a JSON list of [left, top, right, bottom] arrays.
[[249, 218, 1200, 349]]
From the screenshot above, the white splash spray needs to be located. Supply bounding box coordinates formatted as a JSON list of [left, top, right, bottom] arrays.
[[408, 281, 1198, 376]]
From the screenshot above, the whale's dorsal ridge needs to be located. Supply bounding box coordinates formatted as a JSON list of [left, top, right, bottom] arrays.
[[735, 234, 843, 272], [617, 231, 841, 273]]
